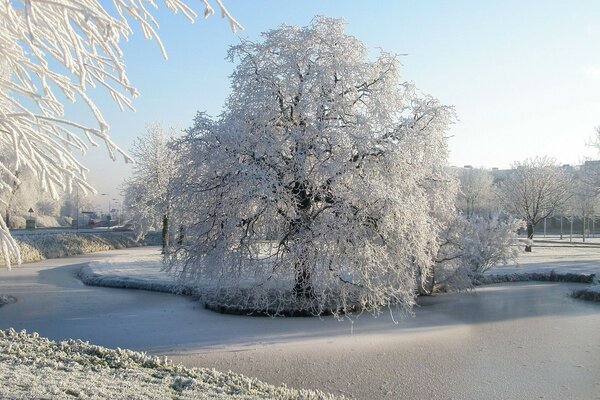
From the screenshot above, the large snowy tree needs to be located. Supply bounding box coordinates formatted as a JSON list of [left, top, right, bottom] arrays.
[[0, 0, 240, 267], [498, 157, 571, 251], [169, 18, 457, 316], [123, 123, 177, 250]]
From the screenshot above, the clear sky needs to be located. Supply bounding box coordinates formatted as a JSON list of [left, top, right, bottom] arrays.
[[76, 0, 600, 208]]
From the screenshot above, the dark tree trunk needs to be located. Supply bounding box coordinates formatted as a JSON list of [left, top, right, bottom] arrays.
[[177, 225, 185, 245], [293, 259, 314, 298], [5, 209, 9, 229], [289, 180, 315, 299], [525, 222, 534, 252], [161, 214, 169, 253]]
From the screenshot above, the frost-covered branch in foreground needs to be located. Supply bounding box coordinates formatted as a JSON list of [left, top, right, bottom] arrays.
[[0, 0, 239, 268], [168, 17, 457, 317]]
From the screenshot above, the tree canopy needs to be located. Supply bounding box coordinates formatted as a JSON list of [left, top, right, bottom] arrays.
[[169, 17, 457, 316]]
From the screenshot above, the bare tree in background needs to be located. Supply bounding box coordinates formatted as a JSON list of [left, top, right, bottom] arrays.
[[456, 167, 494, 219], [123, 123, 177, 252], [498, 157, 571, 252]]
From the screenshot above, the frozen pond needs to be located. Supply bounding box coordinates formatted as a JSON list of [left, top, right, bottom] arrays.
[[0, 248, 599, 399]]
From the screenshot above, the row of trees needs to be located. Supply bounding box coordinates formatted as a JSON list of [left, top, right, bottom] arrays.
[[457, 157, 598, 251], [123, 18, 522, 316]]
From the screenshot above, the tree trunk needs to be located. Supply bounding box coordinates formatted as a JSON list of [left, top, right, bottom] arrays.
[[177, 225, 185, 245], [525, 222, 534, 252], [422, 271, 435, 295], [5, 209, 9, 229], [161, 214, 169, 253], [560, 216, 563, 240], [293, 258, 314, 298]]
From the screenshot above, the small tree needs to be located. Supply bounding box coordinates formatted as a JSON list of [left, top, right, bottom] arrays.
[[568, 166, 600, 241], [169, 18, 456, 316], [498, 157, 571, 251], [123, 123, 177, 251], [433, 214, 523, 292], [456, 167, 494, 219]]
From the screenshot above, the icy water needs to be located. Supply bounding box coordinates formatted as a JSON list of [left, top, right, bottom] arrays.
[[1, 248, 599, 399]]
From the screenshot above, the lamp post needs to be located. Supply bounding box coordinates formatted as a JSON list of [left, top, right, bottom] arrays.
[[112, 198, 119, 225], [100, 193, 110, 227], [26, 208, 35, 230]]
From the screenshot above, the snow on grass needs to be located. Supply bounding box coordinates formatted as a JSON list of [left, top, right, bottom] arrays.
[[80, 245, 600, 305], [0, 328, 338, 400], [0, 232, 140, 267], [0, 294, 16, 307], [79, 249, 180, 293], [572, 284, 600, 302]]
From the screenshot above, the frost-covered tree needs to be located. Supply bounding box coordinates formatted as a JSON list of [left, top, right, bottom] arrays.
[[432, 215, 523, 292], [169, 18, 456, 316], [456, 167, 495, 218], [498, 157, 571, 251], [567, 166, 600, 240], [123, 123, 177, 250], [0, 0, 240, 267]]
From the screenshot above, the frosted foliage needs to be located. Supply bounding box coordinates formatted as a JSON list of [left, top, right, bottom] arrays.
[[0, 0, 239, 267], [123, 123, 176, 239], [457, 168, 494, 218], [567, 165, 600, 219], [498, 157, 571, 233], [434, 215, 523, 292], [169, 18, 456, 316]]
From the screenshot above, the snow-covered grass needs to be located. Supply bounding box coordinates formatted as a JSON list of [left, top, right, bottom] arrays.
[[0, 294, 16, 307], [0, 232, 139, 267], [479, 245, 600, 301], [79, 250, 179, 293], [80, 245, 600, 307], [572, 284, 600, 302], [0, 328, 337, 400]]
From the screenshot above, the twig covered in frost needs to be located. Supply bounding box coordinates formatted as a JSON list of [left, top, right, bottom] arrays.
[[0, 0, 240, 267]]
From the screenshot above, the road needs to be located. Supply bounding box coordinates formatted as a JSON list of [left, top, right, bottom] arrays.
[[0, 248, 599, 399]]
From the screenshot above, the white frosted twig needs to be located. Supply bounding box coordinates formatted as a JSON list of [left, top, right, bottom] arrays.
[[0, 0, 239, 266]]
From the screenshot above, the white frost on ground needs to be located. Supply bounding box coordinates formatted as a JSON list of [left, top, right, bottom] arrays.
[[0, 328, 337, 400], [587, 285, 600, 294], [572, 283, 600, 302], [79, 249, 179, 293], [80, 245, 600, 293], [485, 244, 600, 276], [0, 294, 16, 307]]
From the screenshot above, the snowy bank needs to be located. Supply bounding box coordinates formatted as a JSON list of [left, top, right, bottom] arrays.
[[79, 250, 181, 293], [572, 284, 600, 302], [0, 328, 338, 400], [475, 271, 596, 285], [1, 232, 140, 267], [0, 294, 16, 307], [79, 246, 600, 309]]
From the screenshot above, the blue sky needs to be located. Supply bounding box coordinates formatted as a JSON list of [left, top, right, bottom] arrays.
[[78, 0, 600, 205]]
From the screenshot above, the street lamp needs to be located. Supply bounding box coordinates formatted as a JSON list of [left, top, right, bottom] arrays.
[[100, 193, 110, 227], [112, 198, 119, 225]]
